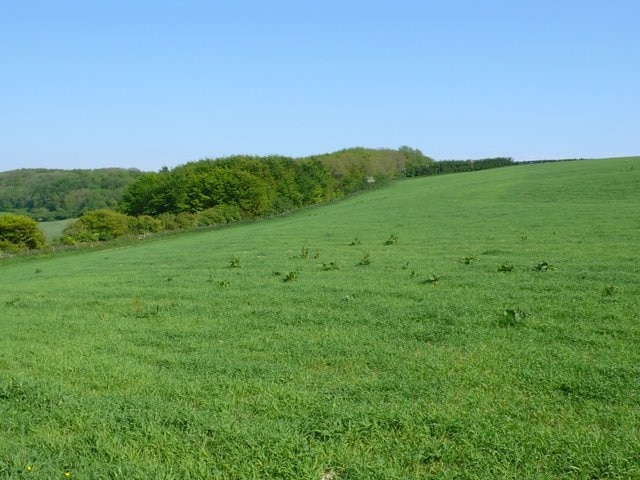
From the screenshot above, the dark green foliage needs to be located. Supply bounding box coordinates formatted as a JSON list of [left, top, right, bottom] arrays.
[[118, 147, 455, 227], [459, 255, 476, 264], [229, 257, 241, 268], [0, 168, 142, 220], [497, 263, 514, 272], [358, 253, 371, 266], [348, 237, 361, 246], [405, 157, 514, 177], [0, 213, 46, 250], [534, 260, 553, 271], [421, 274, 440, 285], [499, 308, 528, 327], [283, 270, 298, 282], [384, 234, 398, 245], [321, 261, 340, 271]]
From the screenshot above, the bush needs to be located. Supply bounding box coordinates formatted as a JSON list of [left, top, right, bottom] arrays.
[[0, 213, 46, 250], [197, 204, 242, 226], [130, 215, 164, 234], [63, 209, 131, 242]]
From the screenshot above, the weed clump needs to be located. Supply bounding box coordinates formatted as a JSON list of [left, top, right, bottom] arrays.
[[421, 274, 440, 285], [322, 261, 340, 271], [348, 237, 361, 246], [283, 271, 298, 282], [534, 260, 553, 271], [384, 234, 398, 245], [459, 255, 475, 265], [497, 263, 513, 272], [358, 253, 371, 266], [499, 308, 528, 327], [229, 257, 241, 268], [291, 247, 310, 259]]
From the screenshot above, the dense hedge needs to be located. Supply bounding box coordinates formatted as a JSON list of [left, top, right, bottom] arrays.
[[119, 149, 432, 218], [404, 157, 514, 176]]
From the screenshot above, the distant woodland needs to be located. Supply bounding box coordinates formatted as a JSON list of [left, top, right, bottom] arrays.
[[0, 168, 143, 220]]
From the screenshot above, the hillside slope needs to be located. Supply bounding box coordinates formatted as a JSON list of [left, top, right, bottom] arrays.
[[1, 158, 639, 478]]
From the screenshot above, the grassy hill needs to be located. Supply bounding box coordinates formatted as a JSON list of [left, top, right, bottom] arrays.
[[1, 158, 639, 478]]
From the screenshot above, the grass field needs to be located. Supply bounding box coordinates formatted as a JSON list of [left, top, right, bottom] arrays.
[[1, 158, 639, 479], [37, 219, 75, 243]]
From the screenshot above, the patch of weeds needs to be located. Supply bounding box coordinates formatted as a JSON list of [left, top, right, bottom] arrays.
[[5, 297, 21, 307], [322, 261, 340, 271], [313, 250, 320, 259], [384, 234, 398, 245], [459, 255, 475, 265], [348, 237, 361, 246], [218, 280, 230, 287], [342, 294, 355, 302], [498, 308, 528, 327], [229, 257, 241, 268], [603, 285, 617, 296], [409, 270, 418, 279], [421, 274, 440, 285], [291, 247, 309, 259], [401, 261, 409, 270], [358, 253, 371, 266], [283, 271, 298, 282], [34, 268, 42, 274], [497, 263, 514, 272], [166, 276, 174, 282], [534, 260, 553, 271]]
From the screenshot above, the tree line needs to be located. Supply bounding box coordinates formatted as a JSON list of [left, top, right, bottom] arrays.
[[1, 148, 516, 253], [0, 168, 143, 221]]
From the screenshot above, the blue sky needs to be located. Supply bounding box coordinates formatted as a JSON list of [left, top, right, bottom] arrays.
[[1, 0, 638, 171]]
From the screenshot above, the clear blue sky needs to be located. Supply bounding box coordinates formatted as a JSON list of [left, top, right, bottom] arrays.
[[1, 0, 638, 172]]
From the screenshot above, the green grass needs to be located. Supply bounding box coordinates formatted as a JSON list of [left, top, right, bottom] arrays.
[[37, 219, 75, 242], [1, 157, 640, 479]]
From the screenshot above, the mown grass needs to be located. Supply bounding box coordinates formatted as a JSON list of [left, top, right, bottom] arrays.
[[1, 158, 639, 479]]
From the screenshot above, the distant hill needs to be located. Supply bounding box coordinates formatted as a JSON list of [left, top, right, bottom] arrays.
[[0, 168, 143, 220]]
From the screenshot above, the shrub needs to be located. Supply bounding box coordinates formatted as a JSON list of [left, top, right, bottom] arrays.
[[129, 215, 164, 234], [197, 204, 242, 226], [63, 209, 131, 242], [174, 212, 198, 230], [0, 213, 46, 250]]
